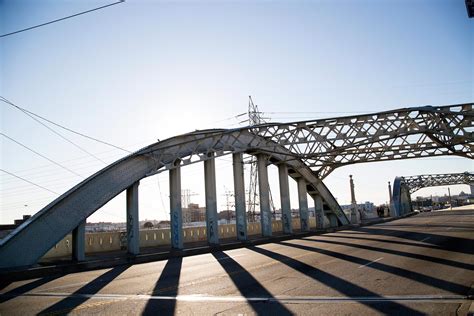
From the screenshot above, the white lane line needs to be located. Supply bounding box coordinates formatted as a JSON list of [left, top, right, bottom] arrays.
[[358, 257, 383, 268], [6, 292, 468, 303], [419, 237, 430, 242]]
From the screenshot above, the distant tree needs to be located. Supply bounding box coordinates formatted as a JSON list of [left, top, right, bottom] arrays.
[[143, 221, 154, 228]]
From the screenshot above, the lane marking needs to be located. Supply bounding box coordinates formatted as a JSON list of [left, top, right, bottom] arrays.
[[358, 257, 383, 268], [3, 292, 468, 304], [419, 237, 430, 242]]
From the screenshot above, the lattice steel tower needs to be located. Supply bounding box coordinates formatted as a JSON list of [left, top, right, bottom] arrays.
[[246, 96, 276, 221]]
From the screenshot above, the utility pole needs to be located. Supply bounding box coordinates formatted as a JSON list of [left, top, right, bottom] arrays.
[[222, 186, 235, 223], [181, 189, 198, 209]]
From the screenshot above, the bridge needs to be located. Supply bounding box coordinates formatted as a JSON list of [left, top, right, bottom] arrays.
[[0, 102, 472, 269], [391, 172, 474, 217], [0, 102, 473, 314]]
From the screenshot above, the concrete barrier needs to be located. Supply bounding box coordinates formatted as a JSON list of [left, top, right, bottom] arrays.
[[41, 219, 316, 260]]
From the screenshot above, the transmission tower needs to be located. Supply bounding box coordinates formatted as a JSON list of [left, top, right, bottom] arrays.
[[246, 96, 276, 221], [181, 189, 198, 208]]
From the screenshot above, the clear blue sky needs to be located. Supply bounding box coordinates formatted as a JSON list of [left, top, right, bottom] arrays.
[[1, 0, 472, 224]]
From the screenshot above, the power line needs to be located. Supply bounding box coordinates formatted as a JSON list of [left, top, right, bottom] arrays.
[[1, 132, 83, 178], [0, 0, 125, 38], [0, 138, 154, 183], [0, 97, 131, 154], [1, 97, 108, 164], [0, 169, 59, 195]]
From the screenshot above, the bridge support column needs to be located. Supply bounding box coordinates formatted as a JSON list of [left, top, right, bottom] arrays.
[[233, 153, 247, 241], [297, 178, 309, 232], [204, 154, 219, 245], [313, 194, 325, 230], [170, 162, 183, 250], [257, 154, 272, 237], [72, 219, 86, 261], [278, 164, 292, 234], [126, 181, 140, 255]]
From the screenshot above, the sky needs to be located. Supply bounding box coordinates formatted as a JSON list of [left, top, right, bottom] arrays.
[[0, 0, 473, 224]]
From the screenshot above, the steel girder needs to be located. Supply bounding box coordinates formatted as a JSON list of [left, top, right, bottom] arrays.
[[0, 129, 346, 268], [400, 172, 474, 194], [254, 103, 473, 178]]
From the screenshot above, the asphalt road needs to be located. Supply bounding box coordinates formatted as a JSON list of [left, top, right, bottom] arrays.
[[1, 210, 473, 315]]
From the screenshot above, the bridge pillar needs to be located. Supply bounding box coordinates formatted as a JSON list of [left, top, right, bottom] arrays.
[[313, 194, 325, 230], [170, 161, 183, 250], [297, 178, 309, 232], [126, 181, 140, 255], [204, 154, 219, 245], [72, 219, 86, 261], [233, 153, 248, 241], [278, 164, 292, 234], [257, 154, 272, 237], [328, 213, 339, 227]]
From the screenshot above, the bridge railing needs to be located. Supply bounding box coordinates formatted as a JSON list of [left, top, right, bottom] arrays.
[[42, 218, 317, 259]]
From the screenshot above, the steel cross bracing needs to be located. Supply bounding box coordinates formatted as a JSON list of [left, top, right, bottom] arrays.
[[254, 103, 473, 178], [400, 172, 474, 194]]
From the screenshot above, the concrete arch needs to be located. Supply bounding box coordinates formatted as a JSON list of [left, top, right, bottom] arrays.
[[0, 129, 347, 268]]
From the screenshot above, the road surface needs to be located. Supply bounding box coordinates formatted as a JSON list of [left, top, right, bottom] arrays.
[[1, 210, 473, 315]]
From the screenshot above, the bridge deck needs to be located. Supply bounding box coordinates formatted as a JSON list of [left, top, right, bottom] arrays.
[[1, 209, 473, 315]]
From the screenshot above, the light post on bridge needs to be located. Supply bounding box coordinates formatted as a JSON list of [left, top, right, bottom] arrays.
[[349, 175, 360, 224]]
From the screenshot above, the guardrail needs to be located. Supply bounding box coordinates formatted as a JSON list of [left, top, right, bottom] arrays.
[[42, 218, 316, 259]]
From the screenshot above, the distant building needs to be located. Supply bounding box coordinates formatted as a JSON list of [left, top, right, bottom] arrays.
[[183, 203, 206, 223], [219, 210, 235, 221], [85, 221, 126, 232]]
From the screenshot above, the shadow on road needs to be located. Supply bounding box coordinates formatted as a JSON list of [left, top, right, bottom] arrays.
[[302, 237, 474, 270], [212, 251, 293, 315], [279, 241, 470, 295], [142, 257, 182, 315], [324, 234, 443, 252], [338, 227, 474, 255], [247, 245, 423, 315], [38, 264, 130, 315], [0, 275, 62, 304]]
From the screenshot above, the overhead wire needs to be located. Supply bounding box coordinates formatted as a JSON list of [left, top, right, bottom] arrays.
[[1, 132, 83, 178], [0, 97, 131, 153], [0, 169, 59, 195], [0, 97, 131, 166], [0, 0, 125, 38], [0, 97, 109, 164], [0, 137, 155, 185]]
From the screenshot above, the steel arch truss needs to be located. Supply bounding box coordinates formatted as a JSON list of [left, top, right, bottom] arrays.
[[255, 103, 473, 178], [0, 129, 345, 268], [0, 102, 472, 268], [401, 172, 474, 194]]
